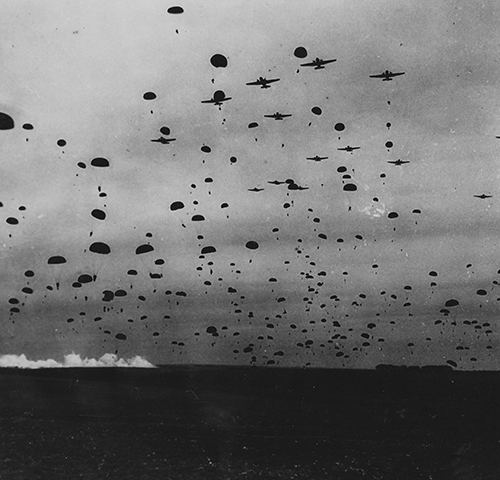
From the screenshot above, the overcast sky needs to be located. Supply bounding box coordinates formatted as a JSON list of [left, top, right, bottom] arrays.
[[0, 0, 499, 368]]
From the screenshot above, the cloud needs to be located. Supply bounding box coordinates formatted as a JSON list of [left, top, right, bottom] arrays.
[[0, 353, 156, 369]]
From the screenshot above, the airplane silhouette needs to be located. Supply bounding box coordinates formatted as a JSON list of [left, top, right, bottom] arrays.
[[150, 137, 176, 144], [306, 155, 328, 162], [300, 58, 337, 70], [268, 180, 286, 185], [337, 146, 360, 152], [248, 187, 264, 192], [246, 77, 280, 89], [369, 70, 405, 81], [201, 90, 232, 106], [288, 183, 309, 191], [473, 194, 492, 199], [387, 159, 410, 166], [264, 112, 292, 120]]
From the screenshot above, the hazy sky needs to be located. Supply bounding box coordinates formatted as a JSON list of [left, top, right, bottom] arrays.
[[1, 0, 499, 368]]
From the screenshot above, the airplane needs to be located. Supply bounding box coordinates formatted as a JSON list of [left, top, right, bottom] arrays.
[[387, 159, 410, 166], [246, 77, 280, 89], [288, 183, 309, 191], [264, 112, 292, 120], [306, 155, 328, 162], [337, 146, 360, 152], [268, 180, 286, 185], [369, 70, 405, 81], [150, 137, 176, 144], [201, 90, 232, 106], [300, 58, 337, 70], [248, 187, 264, 192], [473, 194, 492, 199]]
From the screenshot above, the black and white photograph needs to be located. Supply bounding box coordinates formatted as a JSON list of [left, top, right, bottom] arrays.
[[0, 1, 500, 478]]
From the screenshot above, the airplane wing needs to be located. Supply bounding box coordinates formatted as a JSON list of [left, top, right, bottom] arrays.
[[264, 115, 275, 118], [246, 81, 260, 86], [322, 59, 337, 64], [369, 73, 385, 78], [300, 61, 317, 67], [281, 114, 292, 118], [201, 99, 214, 103], [390, 72, 405, 77], [266, 78, 280, 83]]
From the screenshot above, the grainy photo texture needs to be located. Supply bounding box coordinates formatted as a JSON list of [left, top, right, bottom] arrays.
[[0, 1, 499, 478]]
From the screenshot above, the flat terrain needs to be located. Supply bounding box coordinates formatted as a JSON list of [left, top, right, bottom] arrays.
[[0, 366, 499, 479]]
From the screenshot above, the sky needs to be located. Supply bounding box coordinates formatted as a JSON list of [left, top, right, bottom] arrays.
[[0, 0, 499, 368]]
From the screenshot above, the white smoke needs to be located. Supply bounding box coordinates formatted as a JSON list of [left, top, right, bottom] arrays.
[[0, 353, 156, 369]]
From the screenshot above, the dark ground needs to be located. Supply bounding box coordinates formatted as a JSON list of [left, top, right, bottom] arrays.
[[0, 365, 499, 479]]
